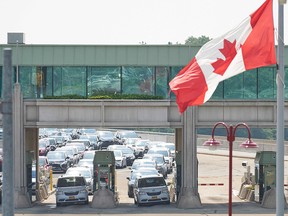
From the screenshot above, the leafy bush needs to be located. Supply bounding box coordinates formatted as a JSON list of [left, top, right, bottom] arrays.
[[44, 94, 86, 99], [89, 94, 164, 100], [43, 94, 164, 100]]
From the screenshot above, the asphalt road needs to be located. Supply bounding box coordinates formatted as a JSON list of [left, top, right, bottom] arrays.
[[3, 148, 288, 216]]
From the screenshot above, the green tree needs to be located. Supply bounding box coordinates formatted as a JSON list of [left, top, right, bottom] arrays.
[[185, 35, 212, 46]]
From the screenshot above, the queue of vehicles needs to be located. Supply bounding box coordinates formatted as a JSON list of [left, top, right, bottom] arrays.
[[35, 128, 175, 207]]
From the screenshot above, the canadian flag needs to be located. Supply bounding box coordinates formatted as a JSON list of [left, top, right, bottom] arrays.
[[169, 0, 276, 114]]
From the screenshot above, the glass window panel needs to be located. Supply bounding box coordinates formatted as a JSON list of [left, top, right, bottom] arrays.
[[19, 66, 38, 98], [44, 67, 53, 97], [88, 66, 121, 96], [258, 67, 275, 99], [211, 81, 223, 99], [224, 74, 244, 99], [169, 66, 183, 100], [243, 69, 257, 99], [155, 66, 169, 98], [53, 67, 86, 97], [122, 66, 155, 95]]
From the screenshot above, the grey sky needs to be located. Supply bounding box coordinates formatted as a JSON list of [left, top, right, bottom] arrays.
[[1, 0, 287, 45]]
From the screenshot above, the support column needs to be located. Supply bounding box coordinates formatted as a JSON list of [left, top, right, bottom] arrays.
[[13, 83, 32, 208], [177, 107, 202, 208]]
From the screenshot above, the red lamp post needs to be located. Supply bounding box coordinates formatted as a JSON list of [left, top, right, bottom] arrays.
[[203, 122, 258, 216]]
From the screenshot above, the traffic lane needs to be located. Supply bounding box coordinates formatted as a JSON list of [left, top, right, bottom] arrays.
[[48, 166, 175, 205], [198, 154, 255, 204], [44, 153, 250, 206], [39, 152, 288, 208], [17, 153, 288, 216]]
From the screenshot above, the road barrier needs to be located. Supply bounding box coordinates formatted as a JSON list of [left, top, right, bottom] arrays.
[[198, 183, 224, 186]]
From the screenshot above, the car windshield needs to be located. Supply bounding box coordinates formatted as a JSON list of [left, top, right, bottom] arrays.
[[39, 157, 47, 166], [97, 131, 114, 138], [77, 161, 92, 167], [138, 177, 166, 188], [114, 150, 122, 157], [66, 169, 91, 178], [136, 142, 147, 147], [47, 139, 56, 145], [57, 177, 86, 187], [67, 144, 85, 152], [60, 148, 73, 156], [121, 148, 133, 154], [149, 149, 169, 157], [47, 152, 65, 159], [39, 141, 47, 148], [140, 161, 155, 166], [51, 136, 63, 142], [165, 145, 175, 151], [132, 170, 159, 180], [145, 155, 164, 164], [88, 135, 97, 142], [83, 152, 95, 159], [82, 128, 96, 134], [119, 131, 138, 138]]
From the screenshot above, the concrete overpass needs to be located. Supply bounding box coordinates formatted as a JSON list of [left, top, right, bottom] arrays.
[[1, 85, 288, 208], [20, 99, 287, 128]]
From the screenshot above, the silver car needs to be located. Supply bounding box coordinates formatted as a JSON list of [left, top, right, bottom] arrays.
[[65, 167, 94, 195], [143, 154, 168, 178], [133, 174, 170, 206], [147, 147, 173, 174], [55, 175, 89, 206], [127, 167, 160, 198]]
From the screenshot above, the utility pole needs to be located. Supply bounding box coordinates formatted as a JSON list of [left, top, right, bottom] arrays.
[[2, 48, 15, 216]]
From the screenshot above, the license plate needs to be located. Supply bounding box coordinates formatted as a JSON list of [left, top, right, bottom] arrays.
[[69, 196, 75, 200], [151, 196, 158, 200]]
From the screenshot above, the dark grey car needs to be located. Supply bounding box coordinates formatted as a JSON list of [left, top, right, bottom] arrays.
[[96, 131, 119, 150], [46, 151, 70, 173]]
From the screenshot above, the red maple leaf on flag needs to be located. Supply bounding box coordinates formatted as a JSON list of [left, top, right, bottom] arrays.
[[211, 39, 237, 76]]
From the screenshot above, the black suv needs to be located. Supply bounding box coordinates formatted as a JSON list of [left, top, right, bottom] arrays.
[[96, 130, 120, 150]]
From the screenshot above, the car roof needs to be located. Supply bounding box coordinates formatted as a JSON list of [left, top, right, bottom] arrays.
[[58, 175, 86, 179], [144, 153, 164, 157], [136, 174, 163, 180], [66, 166, 91, 171], [149, 147, 169, 150], [48, 150, 66, 154]]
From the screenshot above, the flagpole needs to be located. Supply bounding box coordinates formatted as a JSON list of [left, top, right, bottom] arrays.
[[276, 1, 285, 216]]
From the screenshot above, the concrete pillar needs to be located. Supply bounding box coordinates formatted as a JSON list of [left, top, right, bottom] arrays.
[[177, 107, 202, 209], [175, 128, 182, 152], [13, 83, 32, 208]]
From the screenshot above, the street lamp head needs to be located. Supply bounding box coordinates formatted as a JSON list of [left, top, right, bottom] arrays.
[[203, 138, 221, 150], [239, 139, 258, 149]]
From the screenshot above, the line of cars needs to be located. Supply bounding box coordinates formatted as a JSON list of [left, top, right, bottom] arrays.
[[37, 128, 175, 207], [125, 141, 176, 206]]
